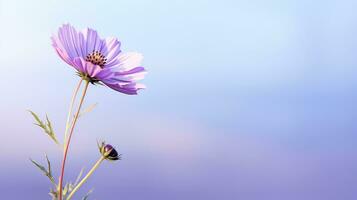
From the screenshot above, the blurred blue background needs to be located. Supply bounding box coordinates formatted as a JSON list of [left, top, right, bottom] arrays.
[[1, 0, 357, 199]]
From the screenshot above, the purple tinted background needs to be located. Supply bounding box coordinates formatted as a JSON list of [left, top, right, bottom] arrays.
[[1, 0, 357, 199]]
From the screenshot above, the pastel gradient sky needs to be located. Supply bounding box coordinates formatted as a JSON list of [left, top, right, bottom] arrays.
[[1, 0, 357, 199]]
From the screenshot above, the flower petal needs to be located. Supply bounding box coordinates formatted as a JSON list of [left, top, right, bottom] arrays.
[[103, 81, 145, 95], [72, 57, 86, 72], [53, 24, 84, 60], [81, 28, 104, 56], [113, 67, 147, 82], [95, 68, 115, 80], [101, 37, 121, 64], [52, 43, 73, 66], [73, 57, 103, 78], [106, 52, 143, 70], [100, 66, 146, 85]]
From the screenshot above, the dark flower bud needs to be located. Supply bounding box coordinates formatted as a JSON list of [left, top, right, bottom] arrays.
[[98, 141, 121, 161]]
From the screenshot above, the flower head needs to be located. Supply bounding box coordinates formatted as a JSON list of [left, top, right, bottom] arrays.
[[51, 24, 146, 95], [98, 142, 121, 161]]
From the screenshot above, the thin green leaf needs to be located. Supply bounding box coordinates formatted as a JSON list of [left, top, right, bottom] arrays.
[[49, 189, 58, 200], [29, 110, 46, 127], [46, 115, 54, 136], [28, 110, 59, 145], [30, 157, 56, 186], [68, 183, 74, 193], [77, 103, 98, 118], [82, 189, 94, 200], [74, 168, 84, 187], [62, 183, 69, 196], [30, 158, 47, 174], [45, 153, 52, 179], [46, 114, 59, 144]]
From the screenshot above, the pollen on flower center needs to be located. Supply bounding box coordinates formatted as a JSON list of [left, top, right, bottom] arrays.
[[85, 50, 107, 67]]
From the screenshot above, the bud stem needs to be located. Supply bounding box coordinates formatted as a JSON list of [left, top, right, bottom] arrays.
[[58, 80, 90, 200], [66, 156, 105, 200]]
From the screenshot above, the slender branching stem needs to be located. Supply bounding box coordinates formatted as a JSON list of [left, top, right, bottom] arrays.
[[58, 80, 90, 200], [63, 79, 83, 145], [66, 156, 105, 200]]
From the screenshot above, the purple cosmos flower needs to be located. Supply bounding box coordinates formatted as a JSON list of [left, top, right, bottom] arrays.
[[51, 24, 146, 95]]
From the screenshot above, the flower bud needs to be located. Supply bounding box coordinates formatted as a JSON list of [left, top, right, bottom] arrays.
[[98, 142, 121, 161]]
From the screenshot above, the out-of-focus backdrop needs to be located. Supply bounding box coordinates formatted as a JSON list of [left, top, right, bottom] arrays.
[[0, 0, 356, 199]]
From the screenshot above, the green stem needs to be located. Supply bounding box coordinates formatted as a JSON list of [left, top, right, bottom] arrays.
[[66, 156, 105, 200], [63, 79, 83, 145], [58, 80, 90, 200]]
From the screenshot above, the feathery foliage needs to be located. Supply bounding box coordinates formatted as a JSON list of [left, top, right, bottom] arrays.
[[29, 110, 59, 145]]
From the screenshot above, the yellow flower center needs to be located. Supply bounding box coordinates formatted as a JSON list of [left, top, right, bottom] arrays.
[[86, 50, 107, 67]]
